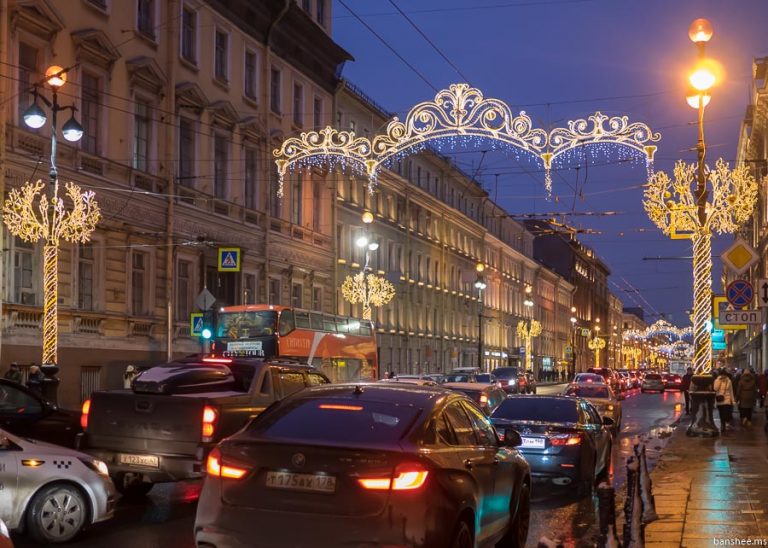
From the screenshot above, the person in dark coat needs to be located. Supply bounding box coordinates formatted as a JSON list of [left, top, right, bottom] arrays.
[[3, 362, 21, 384], [681, 367, 694, 415], [736, 369, 758, 426], [25, 365, 44, 396]]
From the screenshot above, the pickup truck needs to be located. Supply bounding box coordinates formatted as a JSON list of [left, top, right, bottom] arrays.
[[78, 355, 329, 497]]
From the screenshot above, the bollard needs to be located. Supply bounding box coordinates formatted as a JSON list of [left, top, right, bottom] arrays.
[[597, 482, 622, 548], [623, 457, 644, 548], [634, 443, 658, 523]]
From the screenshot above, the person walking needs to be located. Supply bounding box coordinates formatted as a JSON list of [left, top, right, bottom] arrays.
[[681, 367, 694, 415], [3, 363, 22, 384], [736, 368, 758, 426], [758, 370, 767, 408], [714, 368, 735, 434], [25, 365, 44, 396], [123, 365, 140, 389]]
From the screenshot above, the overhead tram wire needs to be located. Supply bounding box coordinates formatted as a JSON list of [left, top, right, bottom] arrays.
[[335, 0, 594, 18]]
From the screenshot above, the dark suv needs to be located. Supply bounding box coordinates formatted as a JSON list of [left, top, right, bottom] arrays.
[[492, 367, 528, 394]]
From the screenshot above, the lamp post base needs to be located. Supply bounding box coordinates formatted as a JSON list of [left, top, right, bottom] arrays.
[[40, 362, 60, 406], [686, 374, 718, 438]]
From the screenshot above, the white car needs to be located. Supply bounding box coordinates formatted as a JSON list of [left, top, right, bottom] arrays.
[[0, 428, 115, 543]]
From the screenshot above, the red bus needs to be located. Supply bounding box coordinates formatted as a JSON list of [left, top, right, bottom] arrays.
[[210, 304, 378, 382]]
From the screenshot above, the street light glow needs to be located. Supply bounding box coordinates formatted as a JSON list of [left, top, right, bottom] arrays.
[[361, 211, 374, 224], [23, 103, 47, 129], [62, 116, 84, 142], [688, 18, 713, 43], [355, 235, 369, 248], [685, 89, 711, 109], [689, 64, 716, 91], [45, 65, 67, 88], [474, 279, 487, 290], [367, 241, 379, 251]]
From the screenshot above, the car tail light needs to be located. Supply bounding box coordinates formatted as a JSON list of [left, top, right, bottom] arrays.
[[80, 399, 91, 430], [479, 394, 488, 404], [358, 463, 429, 491], [551, 434, 582, 446], [202, 405, 218, 442], [206, 447, 248, 479]]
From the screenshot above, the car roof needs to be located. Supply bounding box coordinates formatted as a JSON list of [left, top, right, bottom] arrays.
[[287, 382, 455, 407], [568, 382, 612, 391], [442, 382, 496, 391]]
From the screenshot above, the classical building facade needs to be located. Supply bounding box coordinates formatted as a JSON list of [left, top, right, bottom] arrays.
[[0, 0, 348, 407]]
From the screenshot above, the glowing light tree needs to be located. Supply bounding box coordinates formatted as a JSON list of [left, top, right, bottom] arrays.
[[643, 18, 758, 437], [588, 336, 606, 367], [517, 319, 541, 372], [341, 272, 395, 321]]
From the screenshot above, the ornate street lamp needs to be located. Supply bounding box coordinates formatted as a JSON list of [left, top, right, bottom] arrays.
[[3, 66, 98, 403], [570, 307, 578, 377], [474, 263, 487, 370], [643, 19, 758, 437]]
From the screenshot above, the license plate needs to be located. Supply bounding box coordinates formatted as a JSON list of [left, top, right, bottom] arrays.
[[118, 454, 159, 468], [520, 437, 545, 449], [265, 471, 336, 494]]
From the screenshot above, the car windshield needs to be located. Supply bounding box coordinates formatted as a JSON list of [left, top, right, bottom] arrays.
[[247, 398, 421, 444], [565, 386, 610, 398], [475, 374, 494, 383], [216, 311, 277, 339], [492, 398, 578, 423], [492, 368, 519, 378], [445, 374, 471, 383]]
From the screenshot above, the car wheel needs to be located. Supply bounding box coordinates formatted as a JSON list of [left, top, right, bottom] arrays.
[[451, 519, 474, 548], [113, 473, 154, 498], [497, 483, 530, 548], [26, 482, 89, 544]]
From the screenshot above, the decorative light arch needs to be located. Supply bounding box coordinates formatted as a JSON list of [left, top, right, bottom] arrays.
[[274, 83, 660, 198]]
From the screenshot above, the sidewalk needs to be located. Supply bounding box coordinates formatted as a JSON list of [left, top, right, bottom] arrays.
[[638, 408, 768, 547]]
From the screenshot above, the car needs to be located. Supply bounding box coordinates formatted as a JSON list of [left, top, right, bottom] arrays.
[[0, 380, 82, 448], [383, 374, 444, 385], [616, 371, 632, 392], [562, 383, 622, 434], [444, 369, 498, 385], [442, 382, 508, 415], [0, 428, 115, 544], [627, 371, 641, 388], [490, 395, 613, 497], [195, 383, 531, 548], [641, 373, 665, 393], [665, 373, 683, 391], [491, 367, 528, 394], [587, 367, 621, 394], [573, 373, 606, 384], [378, 377, 437, 386]]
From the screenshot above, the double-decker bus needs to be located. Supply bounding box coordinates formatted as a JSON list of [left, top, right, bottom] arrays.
[[210, 304, 378, 382]]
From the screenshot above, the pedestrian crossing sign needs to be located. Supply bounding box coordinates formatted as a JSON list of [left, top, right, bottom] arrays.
[[218, 247, 241, 272], [190, 313, 204, 336]]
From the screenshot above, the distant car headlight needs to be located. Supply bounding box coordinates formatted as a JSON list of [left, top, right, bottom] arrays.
[[508, 379, 516, 385], [79, 457, 109, 476]]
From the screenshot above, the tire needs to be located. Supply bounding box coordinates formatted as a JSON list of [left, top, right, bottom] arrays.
[[26, 482, 89, 544], [497, 483, 530, 548], [451, 519, 474, 548], [113, 473, 154, 498]]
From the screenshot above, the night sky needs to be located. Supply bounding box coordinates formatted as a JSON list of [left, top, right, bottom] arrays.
[[330, 0, 768, 326]]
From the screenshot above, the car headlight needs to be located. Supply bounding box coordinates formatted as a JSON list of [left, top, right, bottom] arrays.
[[79, 457, 109, 476], [607, 404, 614, 411], [508, 379, 516, 385]]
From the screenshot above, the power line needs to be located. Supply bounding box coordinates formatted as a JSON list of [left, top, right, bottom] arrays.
[[335, 0, 594, 18]]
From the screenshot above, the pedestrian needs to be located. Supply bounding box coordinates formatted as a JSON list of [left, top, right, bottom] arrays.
[[3, 362, 21, 384], [758, 370, 767, 408], [736, 368, 758, 426], [123, 365, 140, 389], [714, 368, 735, 434], [26, 365, 44, 396], [681, 366, 694, 415]]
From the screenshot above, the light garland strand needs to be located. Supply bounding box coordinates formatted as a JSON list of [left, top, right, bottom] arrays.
[[340, 272, 396, 321], [516, 319, 541, 371]]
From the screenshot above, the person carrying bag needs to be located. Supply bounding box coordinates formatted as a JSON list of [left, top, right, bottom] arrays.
[[714, 368, 735, 434]]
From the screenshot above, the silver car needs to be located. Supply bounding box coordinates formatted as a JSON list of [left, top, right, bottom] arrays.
[[0, 428, 115, 544], [562, 383, 622, 434], [641, 372, 665, 393]]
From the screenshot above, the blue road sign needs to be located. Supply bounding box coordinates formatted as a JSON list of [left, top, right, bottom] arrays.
[[726, 279, 754, 309], [190, 313, 204, 336]]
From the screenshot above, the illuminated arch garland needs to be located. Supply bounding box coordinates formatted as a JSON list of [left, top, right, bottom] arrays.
[[273, 83, 660, 199]]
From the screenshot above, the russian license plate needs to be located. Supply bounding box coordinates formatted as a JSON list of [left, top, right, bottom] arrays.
[[521, 437, 546, 449], [265, 471, 336, 494], [118, 454, 159, 468]]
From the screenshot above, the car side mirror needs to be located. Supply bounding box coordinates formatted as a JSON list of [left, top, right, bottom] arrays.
[[502, 428, 522, 447], [602, 416, 615, 427]]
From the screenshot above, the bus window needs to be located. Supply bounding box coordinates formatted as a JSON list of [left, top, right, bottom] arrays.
[[309, 313, 323, 330], [278, 310, 295, 336], [217, 311, 276, 338], [347, 319, 360, 335], [335, 316, 349, 333], [360, 322, 372, 336], [323, 315, 336, 332], [295, 311, 310, 329]]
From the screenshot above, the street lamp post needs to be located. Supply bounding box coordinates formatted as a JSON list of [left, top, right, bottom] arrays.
[[475, 263, 487, 370], [517, 285, 541, 373], [570, 307, 577, 377], [2, 66, 98, 404]]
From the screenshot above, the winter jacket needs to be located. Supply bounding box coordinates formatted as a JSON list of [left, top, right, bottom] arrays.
[[736, 371, 758, 409], [714, 375, 735, 406], [681, 372, 693, 391]]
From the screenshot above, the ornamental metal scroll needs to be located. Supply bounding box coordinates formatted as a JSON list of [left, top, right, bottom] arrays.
[[273, 83, 661, 198]]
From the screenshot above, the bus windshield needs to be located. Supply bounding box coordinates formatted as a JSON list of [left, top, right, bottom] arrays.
[[216, 311, 277, 339]]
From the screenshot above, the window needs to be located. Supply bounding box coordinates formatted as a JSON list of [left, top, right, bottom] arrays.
[[291, 283, 303, 308], [291, 174, 302, 225], [244, 51, 257, 100], [131, 251, 148, 315], [461, 401, 497, 446], [244, 146, 258, 209], [181, 6, 197, 63], [270, 169, 282, 217], [214, 30, 228, 82], [316, 0, 326, 26], [214, 134, 228, 198], [0, 383, 42, 415], [244, 273, 257, 304], [269, 278, 281, 305], [293, 83, 303, 126], [81, 73, 100, 155], [176, 259, 192, 320], [312, 287, 323, 311], [270, 67, 281, 114], [78, 243, 94, 310], [18, 42, 38, 124], [278, 372, 306, 399], [137, 0, 155, 38], [443, 403, 477, 446], [13, 238, 35, 305], [313, 97, 323, 129], [312, 180, 321, 231], [174, 117, 196, 186], [133, 99, 150, 172], [302, 0, 311, 11]]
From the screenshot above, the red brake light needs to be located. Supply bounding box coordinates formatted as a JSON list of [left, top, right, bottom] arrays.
[[318, 404, 363, 411], [80, 399, 91, 430], [202, 357, 232, 364], [479, 394, 488, 404], [202, 405, 218, 442], [358, 464, 429, 491], [551, 434, 582, 446], [206, 447, 248, 479]]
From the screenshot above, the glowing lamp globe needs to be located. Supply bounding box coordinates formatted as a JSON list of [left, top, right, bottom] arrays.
[[45, 65, 67, 88], [62, 116, 84, 142], [361, 211, 374, 224], [686, 89, 711, 109], [23, 103, 47, 129], [688, 18, 713, 43], [475, 263, 485, 273], [201, 328, 213, 340], [355, 235, 369, 248], [689, 65, 716, 91]]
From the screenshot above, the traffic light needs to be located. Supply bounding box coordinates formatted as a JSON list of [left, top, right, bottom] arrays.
[[201, 310, 215, 341]]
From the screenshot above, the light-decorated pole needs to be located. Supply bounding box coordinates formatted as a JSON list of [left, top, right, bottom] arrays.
[[643, 19, 758, 437], [474, 263, 487, 370], [3, 67, 98, 402], [517, 285, 541, 372], [588, 335, 606, 367]]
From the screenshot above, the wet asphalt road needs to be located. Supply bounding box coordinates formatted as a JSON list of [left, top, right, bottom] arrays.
[[12, 385, 683, 548]]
